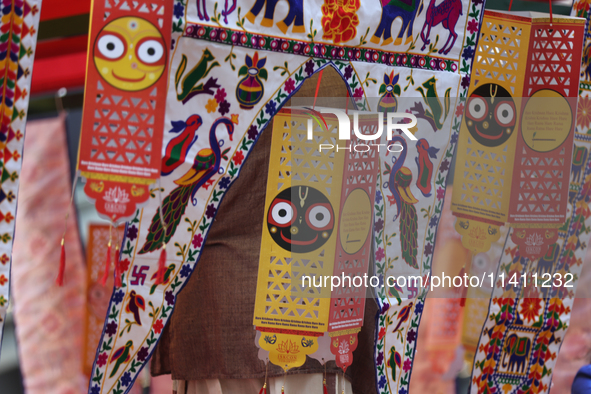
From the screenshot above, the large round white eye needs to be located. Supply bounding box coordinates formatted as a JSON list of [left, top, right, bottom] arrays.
[[97, 34, 125, 59], [468, 97, 487, 120], [496, 103, 515, 126], [308, 205, 331, 229], [137, 40, 164, 64], [271, 202, 293, 225]]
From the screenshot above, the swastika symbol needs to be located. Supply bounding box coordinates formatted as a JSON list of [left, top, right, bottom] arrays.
[[131, 265, 149, 286]]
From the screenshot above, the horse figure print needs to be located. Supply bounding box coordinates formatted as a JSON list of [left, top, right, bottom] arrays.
[[419, 0, 463, 54]]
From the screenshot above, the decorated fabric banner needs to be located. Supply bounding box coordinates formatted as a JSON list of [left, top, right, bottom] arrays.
[[468, 4, 591, 394], [86, 0, 487, 392], [78, 0, 173, 223], [451, 10, 583, 256], [12, 117, 87, 393], [252, 109, 379, 372], [0, 0, 41, 358], [371, 4, 488, 394], [83, 224, 125, 376]]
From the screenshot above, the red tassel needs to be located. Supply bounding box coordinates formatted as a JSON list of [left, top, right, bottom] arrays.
[[100, 242, 112, 286], [459, 267, 467, 307], [323, 380, 328, 394], [258, 383, 267, 394], [55, 238, 66, 286], [114, 247, 122, 287], [155, 245, 167, 285]]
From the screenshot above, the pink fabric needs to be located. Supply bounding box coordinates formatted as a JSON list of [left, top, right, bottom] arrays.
[[11, 116, 87, 393]]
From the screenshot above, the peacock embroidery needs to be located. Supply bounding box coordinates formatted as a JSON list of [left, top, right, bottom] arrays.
[[386, 136, 418, 268], [139, 115, 237, 254], [415, 138, 439, 197]]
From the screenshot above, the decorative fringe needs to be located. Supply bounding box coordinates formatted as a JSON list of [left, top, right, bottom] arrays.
[[258, 383, 267, 394], [100, 242, 112, 286], [155, 244, 167, 285], [114, 246, 121, 287], [55, 238, 66, 286]]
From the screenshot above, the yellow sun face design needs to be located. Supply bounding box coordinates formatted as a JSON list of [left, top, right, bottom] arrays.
[[94, 17, 166, 92]]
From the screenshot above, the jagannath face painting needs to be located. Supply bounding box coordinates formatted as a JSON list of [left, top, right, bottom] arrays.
[[465, 83, 516, 147], [267, 186, 334, 253], [94, 16, 166, 91]]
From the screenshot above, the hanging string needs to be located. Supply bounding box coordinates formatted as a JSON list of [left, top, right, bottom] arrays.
[[460, 251, 474, 307], [56, 171, 79, 286], [155, 179, 169, 285], [258, 359, 268, 394], [281, 369, 286, 394], [341, 370, 345, 394], [323, 359, 328, 394], [548, 0, 553, 25], [113, 223, 122, 287], [508, 0, 513, 11], [100, 224, 113, 286], [313, 69, 324, 109]]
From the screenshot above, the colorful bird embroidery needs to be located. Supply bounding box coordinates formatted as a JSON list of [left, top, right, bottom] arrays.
[[387, 278, 403, 306], [149, 264, 176, 294], [109, 340, 134, 378], [139, 116, 236, 254], [392, 302, 414, 333], [414, 77, 451, 131], [161, 115, 202, 176], [175, 49, 220, 104], [125, 290, 146, 325], [387, 346, 402, 380], [387, 136, 418, 269], [415, 138, 439, 197]]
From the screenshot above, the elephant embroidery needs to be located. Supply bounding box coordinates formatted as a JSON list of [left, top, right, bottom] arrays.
[[419, 0, 463, 54], [246, 0, 305, 34], [371, 0, 422, 46], [572, 145, 588, 184], [501, 333, 531, 374], [536, 243, 559, 276]]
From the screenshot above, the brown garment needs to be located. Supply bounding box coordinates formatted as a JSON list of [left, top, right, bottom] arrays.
[[151, 68, 378, 394]]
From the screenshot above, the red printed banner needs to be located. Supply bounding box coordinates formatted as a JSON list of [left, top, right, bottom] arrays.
[[78, 0, 173, 223], [328, 116, 379, 371], [507, 19, 583, 259]]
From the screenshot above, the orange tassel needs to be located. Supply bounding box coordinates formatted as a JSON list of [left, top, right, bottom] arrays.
[[114, 247, 122, 287], [155, 244, 166, 285], [56, 238, 66, 286], [100, 242, 112, 286], [258, 383, 267, 394]]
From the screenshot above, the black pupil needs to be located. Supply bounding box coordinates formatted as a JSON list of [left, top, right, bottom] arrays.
[[316, 213, 324, 221], [502, 110, 509, 118], [474, 104, 480, 112], [148, 47, 155, 56], [107, 42, 115, 51], [278, 209, 287, 218]]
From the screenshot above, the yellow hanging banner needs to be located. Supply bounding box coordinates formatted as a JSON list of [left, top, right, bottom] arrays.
[[253, 109, 345, 370]]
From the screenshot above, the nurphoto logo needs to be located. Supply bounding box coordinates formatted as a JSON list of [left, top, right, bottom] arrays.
[[305, 108, 418, 152]]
